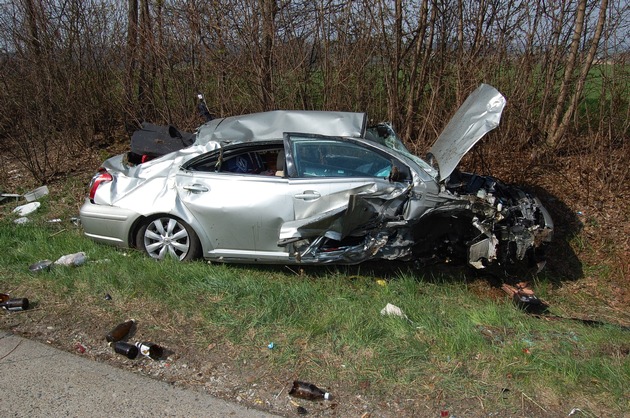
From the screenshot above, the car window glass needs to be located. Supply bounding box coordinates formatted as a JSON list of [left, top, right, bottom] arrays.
[[186, 146, 282, 176], [291, 137, 405, 179]]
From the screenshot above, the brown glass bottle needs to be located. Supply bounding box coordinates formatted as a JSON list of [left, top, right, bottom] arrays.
[[289, 380, 332, 400], [105, 319, 135, 343], [112, 341, 139, 359], [0, 298, 29, 311], [135, 342, 164, 360]]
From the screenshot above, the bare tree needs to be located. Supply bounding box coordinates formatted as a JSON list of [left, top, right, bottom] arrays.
[[547, 0, 610, 150]]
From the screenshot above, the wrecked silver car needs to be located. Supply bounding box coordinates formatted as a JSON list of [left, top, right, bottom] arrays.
[[80, 84, 553, 272]]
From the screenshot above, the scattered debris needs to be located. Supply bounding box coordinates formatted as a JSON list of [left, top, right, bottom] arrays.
[[28, 260, 53, 273], [380, 303, 408, 319], [106, 319, 136, 343], [54, 252, 87, 267], [502, 283, 549, 314], [112, 341, 139, 359], [14, 217, 29, 224], [267, 342, 274, 349], [104, 293, 112, 301], [289, 380, 332, 401], [13, 201, 40, 216], [135, 341, 164, 360], [23, 185, 49, 202], [1, 296, 29, 311], [75, 342, 87, 354], [0, 192, 21, 204], [502, 282, 630, 331]]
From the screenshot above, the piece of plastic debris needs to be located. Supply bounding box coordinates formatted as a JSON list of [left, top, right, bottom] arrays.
[[104, 293, 112, 301], [14, 217, 29, 224], [0, 193, 21, 204], [13, 202, 40, 216], [568, 408, 583, 416], [48, 218, 62, 223], [380, 303, 408, 319], [289, 381, 332, 401], [267, 342, 274, 349], [297, 406, 308, 415], [75, 342, 86, 354], [23, 185, 49, 202], [29, 259, 53, 273], [54, 252, 87, 266], [376, 279, 387, 286]]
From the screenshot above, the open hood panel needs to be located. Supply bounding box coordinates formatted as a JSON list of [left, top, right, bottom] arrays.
[[428, 84, 506, 182]]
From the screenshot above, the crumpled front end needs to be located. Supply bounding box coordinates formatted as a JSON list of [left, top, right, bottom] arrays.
[[411, 171, 554, 272], [276, 171, 553, 271]]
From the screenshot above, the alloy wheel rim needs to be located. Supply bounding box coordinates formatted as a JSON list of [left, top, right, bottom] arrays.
[[144, 218, 190, 260]]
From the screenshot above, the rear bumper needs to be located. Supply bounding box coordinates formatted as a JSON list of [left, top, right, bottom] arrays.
[[79, 199, 140, 248]]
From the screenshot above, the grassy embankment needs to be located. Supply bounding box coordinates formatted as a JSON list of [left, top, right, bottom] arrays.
[[1, 188, 628, 416]]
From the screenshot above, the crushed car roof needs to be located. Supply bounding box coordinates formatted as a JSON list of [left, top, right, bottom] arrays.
[[194, 110, 367, 146]]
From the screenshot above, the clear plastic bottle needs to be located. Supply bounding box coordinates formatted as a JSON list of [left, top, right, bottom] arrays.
[[289, 380, 332, 400], [105, 319, 135, 343]]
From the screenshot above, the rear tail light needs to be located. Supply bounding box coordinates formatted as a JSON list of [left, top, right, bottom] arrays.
[[88, 168, 113, 201]]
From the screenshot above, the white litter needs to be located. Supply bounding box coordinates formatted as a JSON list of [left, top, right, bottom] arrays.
[[13, 202, 40, 216], [24, 185, 49, 202], [55, 252, 87, 266], [380, 303, 409, 319]]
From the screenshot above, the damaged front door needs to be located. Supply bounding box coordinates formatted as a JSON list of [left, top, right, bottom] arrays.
[[279, 134, 411, 260]]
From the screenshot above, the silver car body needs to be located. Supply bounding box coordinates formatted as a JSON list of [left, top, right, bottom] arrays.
[[80, 84, 553, 270]]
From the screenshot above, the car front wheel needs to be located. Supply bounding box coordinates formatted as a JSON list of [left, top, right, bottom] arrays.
[[136, 216, 201, 261]]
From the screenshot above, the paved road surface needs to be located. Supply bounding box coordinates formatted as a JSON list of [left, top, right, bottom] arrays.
[[0, 331, 279, 417]]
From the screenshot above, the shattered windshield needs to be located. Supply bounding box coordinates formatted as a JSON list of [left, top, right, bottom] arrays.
[[366, 124, 438, 178]]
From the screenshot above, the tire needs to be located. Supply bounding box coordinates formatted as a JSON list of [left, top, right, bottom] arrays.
[[136, 216, 201, 261]]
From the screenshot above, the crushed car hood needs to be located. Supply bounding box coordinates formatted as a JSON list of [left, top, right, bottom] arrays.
[[194, 110, 367, 145], [429, 84, 506, 182]]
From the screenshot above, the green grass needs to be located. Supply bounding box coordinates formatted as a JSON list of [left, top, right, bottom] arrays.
[[1, 196, 629, 416]]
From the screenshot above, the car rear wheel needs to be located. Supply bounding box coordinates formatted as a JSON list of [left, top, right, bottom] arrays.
[[136, 216, 201, 261]]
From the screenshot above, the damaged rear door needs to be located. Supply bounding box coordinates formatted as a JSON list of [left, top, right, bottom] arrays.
[[280, 133, 412, 262]]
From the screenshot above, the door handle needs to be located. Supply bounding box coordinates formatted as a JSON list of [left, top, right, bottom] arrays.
[[183, 184, 209, 193], [294, 190, 321, 201]]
